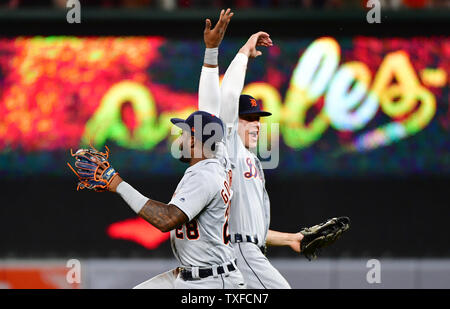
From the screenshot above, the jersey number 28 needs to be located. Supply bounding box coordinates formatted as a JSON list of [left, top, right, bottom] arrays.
[[175, 220, 199, 240], [175, 173, 232, 244]]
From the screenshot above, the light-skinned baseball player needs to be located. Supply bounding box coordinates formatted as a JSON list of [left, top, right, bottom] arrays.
[[68, 109, 246, 289], [199, 29, 297, 288], [199, 22, 351, 288]]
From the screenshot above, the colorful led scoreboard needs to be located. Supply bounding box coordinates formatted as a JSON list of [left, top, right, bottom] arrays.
[[0, 36, 448, 178]]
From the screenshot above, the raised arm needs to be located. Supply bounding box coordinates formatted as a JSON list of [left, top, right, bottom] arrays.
[[220, 32, 273, 125], [198, 9, 233, 115], [219, 52, 247, 125]]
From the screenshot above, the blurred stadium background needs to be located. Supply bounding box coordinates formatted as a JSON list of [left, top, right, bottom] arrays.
[[0, 0, 449, 289]]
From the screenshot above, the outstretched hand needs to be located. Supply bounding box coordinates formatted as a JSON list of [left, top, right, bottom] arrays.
[[89, 154, 123, 192], [239, 31, 273, 58], [204, 8, 234, 48]]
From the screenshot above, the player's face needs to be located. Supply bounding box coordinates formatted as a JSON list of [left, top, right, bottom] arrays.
[[177, 130, 192, 163], [238, 114, 261, 149]]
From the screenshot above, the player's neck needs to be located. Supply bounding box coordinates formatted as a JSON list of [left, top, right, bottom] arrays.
[[189, 156, 207, 167]]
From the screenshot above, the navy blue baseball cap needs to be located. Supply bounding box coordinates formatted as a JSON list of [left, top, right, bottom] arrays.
[[239, 94, 272, 117], [170, 110, 224, 144]]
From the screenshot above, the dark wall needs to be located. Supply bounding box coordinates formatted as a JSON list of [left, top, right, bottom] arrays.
[[0, 8, 448, 37], [1, 175, 449, 258]]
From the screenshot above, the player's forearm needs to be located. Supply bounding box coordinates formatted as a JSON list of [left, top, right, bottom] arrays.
[[198, 65, 221, 115], [138, 200, 188, 233], [198, 47, 221, 115], [266, 230, 298, 247], [220, 52, 248, 124], [115, 181, 188, 232]]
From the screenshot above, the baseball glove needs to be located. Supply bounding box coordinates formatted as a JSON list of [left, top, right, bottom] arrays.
[[67, 145, 118, 191], [300, 216, 350, 261]]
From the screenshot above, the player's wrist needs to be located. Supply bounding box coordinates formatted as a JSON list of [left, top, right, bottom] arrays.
[[238, 46, 251, 58], [287, 232, 302, 244], [204, 47, 218, 66], [108, 174, 123, 192], [205, 42, 218, 48], [116, 181, 149, 214]]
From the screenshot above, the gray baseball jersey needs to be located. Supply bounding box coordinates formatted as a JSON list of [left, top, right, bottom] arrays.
[[134, 149, 246, 289], [222, 119, 290, 289], [168, 157, 235, 267], [197, 54, 290, 288], [225, 123, 271, 247]]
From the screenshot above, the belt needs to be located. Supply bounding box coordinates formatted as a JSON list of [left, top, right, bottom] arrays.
[[232, 233, 266, 254], [180, 260, 237, 281]]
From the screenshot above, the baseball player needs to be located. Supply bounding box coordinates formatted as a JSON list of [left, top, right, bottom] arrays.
[[199, 29, 295, 289], [130, 8, 236, 289], [68, 109, 246, 289], [198, 18, 350, 288]]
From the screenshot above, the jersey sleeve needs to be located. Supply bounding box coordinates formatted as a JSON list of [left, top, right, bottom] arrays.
[[198, 66, 221, 115], [219, 53, 248, 126], [220, 53, 249, 164], [169, 170, 218, 221]]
